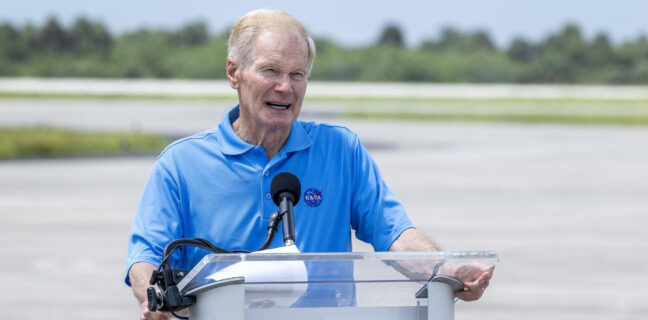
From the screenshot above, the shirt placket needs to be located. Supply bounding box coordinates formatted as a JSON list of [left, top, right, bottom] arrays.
[[261, 151, 288, 221]]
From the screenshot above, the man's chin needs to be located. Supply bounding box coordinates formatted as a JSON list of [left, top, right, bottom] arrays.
[[259, 118, 295, 131], [266, 122, 294, 131]]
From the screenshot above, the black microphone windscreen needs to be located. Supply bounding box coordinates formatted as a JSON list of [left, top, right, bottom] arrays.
[[270, 172, 301, 206]]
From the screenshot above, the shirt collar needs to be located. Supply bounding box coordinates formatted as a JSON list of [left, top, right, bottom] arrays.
[[217, 105, 312, 156]]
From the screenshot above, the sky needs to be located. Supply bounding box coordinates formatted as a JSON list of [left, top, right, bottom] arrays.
[[3, 0, 648, 47]]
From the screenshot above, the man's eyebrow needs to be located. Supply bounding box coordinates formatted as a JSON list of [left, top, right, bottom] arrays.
[[256, 59, 306, 73], [290, 66, 307, 74], [257, 61, 279, 69]]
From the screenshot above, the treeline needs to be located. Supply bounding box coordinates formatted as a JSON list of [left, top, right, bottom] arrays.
[[1, 17, 648, 83]]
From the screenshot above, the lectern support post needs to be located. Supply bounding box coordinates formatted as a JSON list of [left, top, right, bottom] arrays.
[[188, 278, 245, 320], [426, 281, 455, 320]]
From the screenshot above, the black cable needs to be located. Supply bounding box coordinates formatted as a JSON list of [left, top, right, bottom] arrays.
[[150, 213, 283, 317], [163, 238, 230, 257], [157, 238, 249, 275], [257, 211, 281, 251], [158, 211, 283, 273], [171, 311, 189, 319], [231, 249, 251, 253]]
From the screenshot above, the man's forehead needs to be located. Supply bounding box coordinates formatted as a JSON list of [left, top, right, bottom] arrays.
[[256, 29, 305, 47], [253, 31, 309, 67]]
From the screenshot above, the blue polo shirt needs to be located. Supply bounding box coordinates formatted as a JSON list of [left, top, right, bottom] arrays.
[[125, 106, 413, 287]]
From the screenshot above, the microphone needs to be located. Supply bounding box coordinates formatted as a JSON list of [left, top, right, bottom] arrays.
[[270, 172, 301, 245]]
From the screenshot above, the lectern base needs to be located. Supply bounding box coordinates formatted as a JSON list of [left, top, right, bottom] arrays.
[[191, 283, 244, 320]]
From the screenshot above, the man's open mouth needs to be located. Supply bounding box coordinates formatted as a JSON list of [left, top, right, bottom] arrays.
[[266, 101, 291, 110]]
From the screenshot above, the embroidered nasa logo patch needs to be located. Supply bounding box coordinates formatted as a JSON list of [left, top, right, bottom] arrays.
[[303, 188, 323, 207]]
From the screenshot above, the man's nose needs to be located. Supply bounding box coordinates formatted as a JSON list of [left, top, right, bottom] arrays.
[[274, 74, 293, 94]]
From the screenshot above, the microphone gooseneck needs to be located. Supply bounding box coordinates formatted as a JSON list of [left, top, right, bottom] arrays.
[[270, 172, 301, 245]]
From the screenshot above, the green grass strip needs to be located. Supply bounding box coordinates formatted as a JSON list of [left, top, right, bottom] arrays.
[[0, 92, 239, 101], [344, 112, 648, 126], [0, 126, 171, 159]]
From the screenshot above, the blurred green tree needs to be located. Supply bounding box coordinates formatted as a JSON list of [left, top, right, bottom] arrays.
[[169, 21, 208, 46], [39, 16, 70, 51], [422, 27, 495, 52], [377, 23, 404, 47], [587, 32, 613, 66], [507, 37, 536, 62], [69, 17, 113, 54], [0, 23, 25, 61], [540, 23, 587, 64]]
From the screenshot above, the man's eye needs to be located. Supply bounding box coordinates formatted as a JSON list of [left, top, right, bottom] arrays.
[[291, 72, 304, 80]]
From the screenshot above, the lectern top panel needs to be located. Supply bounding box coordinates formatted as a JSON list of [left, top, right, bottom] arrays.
[[199, 250, 498, 263], [177, 250, 498, 308]]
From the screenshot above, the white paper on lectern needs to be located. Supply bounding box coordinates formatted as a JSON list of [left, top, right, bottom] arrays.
[[206, 245, 308, 307]]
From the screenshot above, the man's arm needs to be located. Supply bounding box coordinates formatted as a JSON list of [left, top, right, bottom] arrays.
[[129, 262, 158, 304], [388, 228, 441, 252], [127, 158, 185, 318], [386, 228, 440, 279], [129, 262, 169, 320]]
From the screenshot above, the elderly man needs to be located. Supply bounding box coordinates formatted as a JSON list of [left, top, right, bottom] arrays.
[[126, 9, 492, 319]]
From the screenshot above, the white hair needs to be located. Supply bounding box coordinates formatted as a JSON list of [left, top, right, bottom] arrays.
[[228, 9, 316, 76]]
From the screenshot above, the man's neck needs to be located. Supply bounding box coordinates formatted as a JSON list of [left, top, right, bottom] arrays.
[[232, 118, 291, 160]]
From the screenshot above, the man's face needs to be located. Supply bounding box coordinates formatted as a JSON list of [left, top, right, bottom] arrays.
[[229, 31, 309, 132]]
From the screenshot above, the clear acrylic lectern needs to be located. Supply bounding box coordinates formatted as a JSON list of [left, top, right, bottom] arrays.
[[176, 250, 498, 320]]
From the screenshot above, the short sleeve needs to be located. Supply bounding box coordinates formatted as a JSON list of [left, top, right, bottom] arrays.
[[124, 160, 183, 286], [349, 135, 414, 252]]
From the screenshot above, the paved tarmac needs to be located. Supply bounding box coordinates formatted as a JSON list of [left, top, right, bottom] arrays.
[[1, 100, 647, 319]]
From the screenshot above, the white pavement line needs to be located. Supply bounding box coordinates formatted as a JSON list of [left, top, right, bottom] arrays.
[[1, 78, 648, 100]]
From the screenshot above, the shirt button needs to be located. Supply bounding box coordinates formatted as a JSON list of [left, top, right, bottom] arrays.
[[265, 193, 271, 200], [264, 171, 270, 176]]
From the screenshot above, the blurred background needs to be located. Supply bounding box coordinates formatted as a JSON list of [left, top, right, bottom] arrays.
[[2, 1, 648, 82], [1, 1, 647, 319]]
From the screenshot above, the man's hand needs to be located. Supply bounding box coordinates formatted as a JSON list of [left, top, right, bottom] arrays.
[[440, 263, 494, 301], [130, 262, 191, 319], [130, 263, 170, 319], [389, 228, 495, 301], [140, 302, 169, 320]]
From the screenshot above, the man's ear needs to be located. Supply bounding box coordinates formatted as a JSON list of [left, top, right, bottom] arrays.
[[226, 58, 239, 89]]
